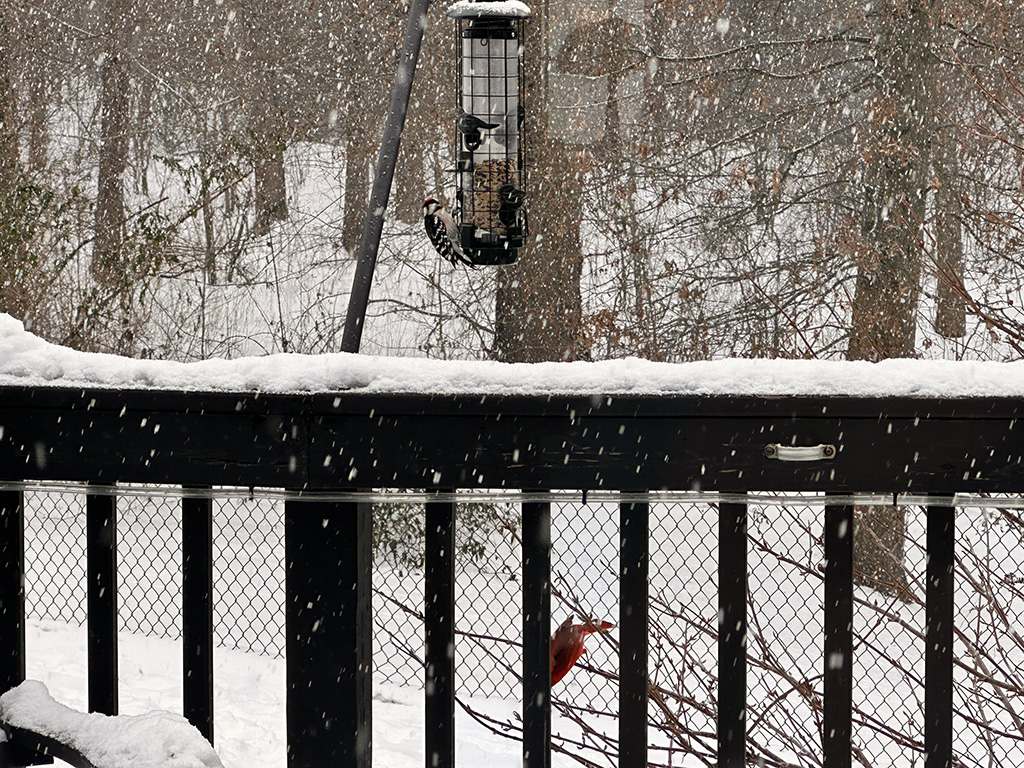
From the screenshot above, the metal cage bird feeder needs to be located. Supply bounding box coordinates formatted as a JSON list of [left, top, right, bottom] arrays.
[[446, 0, 531, 265]]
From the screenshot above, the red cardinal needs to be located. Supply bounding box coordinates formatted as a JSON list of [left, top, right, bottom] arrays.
[[550, 617, 615, 685]]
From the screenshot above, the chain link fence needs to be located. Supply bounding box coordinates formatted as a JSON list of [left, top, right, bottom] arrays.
[[25, 490, 286, 657], [362, 499, 1024, 768], [20, 489, 1024, 767]]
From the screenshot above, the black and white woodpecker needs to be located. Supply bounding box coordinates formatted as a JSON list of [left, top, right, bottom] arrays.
[[422, 198, 472, 266]]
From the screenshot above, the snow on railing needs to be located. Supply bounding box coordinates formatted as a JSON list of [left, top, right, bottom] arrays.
[[2, 312, 1024, 398], [0, 316, 1021, 768], [0, 681, 223, 768]]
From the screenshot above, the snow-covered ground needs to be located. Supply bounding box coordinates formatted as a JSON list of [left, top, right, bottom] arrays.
[[22, 618, 539, 768], [15, 495, 1024, 768]]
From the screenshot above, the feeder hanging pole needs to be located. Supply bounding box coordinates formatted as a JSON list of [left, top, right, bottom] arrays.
[[341, 0, 433, 353]]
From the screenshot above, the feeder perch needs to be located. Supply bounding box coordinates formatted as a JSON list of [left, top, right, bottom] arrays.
[[446, 0, 531, 266]]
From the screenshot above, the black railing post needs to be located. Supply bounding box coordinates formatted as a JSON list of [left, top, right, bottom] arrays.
[[182, 489, 215, 743], [823, 502, 853, 768], [522, 498, 551, 768], [285, 499, 372, 768], [425, 496, 456, 768], [718, 501, 747, 768], [620, 497, 649, 768], [87, 487, 118, 716], [0, 490, 51, 767], [925, 503, 955, 768], [0, 490, 25, 696]]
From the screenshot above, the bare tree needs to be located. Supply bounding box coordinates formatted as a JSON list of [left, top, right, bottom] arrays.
[[931, 12, 968, 342], [92, 0, 132, 290], [847, 1, 936, 361], [0, 0, 29, 323], [846, 1, 937, 599], [252, 107, 289, 237], [0, 1, 18, 198], [495, 2, 633, 363]]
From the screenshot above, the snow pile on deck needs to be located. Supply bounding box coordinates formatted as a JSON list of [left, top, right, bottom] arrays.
[[446, 0, 532, 18], [1, 313, 1023, 397], [0, 681, 223, 768]]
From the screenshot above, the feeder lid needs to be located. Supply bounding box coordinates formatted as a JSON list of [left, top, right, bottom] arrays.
[[446, 0, 532, 20]]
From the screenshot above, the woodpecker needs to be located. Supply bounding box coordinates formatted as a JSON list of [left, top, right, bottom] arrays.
[[423, 198, 472, 266]]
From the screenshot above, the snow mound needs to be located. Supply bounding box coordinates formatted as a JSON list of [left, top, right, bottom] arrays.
[[0, 681, 223, 768], [2, 313, 1024, 397], [446, 0, 532, 19]]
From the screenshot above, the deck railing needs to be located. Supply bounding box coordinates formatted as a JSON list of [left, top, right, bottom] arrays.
[[0, 384, 1021, 768]]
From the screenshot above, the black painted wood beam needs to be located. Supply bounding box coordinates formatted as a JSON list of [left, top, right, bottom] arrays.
[[619, 498, 649, 768], [0, 386, 1021, 493], [718, 501, 747, 768], [925, 505, 955, 768], [425, 497, 456, 768], [522, 499, 551, 768], [285, 500, 372, 768], [87, 489, 117, 716], [823, 503, 853, 768], [0, 491, 25, 696], [182, 491, 214, 743]]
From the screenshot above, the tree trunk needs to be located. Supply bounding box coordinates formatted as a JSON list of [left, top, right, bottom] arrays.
[[642, 0, 668, 154], [0, 6, 28, 320], [847, 2, 933, 362], [26, 75, 48, 178], [494, 3, 606, 364], [252, 111, 288, 237], [394, 140, 425, 226], [342, 130, 374, 255], [393, 64, 431, 227], [933, 148, 966, 338], [201, 152, 217, 284], [853, 505, 913, 601], [493, 142, 587, 362], [0, 13, 17, 198], [848, 0, 937, 600], [132, 77, 153, 196], [253, 147, 287, 235], [92, 46, 131, 289]]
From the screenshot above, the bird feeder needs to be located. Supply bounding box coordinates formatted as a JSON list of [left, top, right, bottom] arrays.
[[446, 0, 531, 265]]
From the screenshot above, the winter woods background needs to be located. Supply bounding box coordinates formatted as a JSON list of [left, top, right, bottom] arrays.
[[6, 3, 1024, 766], [2, 0, 1024, 366], [5, 0, 1023, 647]]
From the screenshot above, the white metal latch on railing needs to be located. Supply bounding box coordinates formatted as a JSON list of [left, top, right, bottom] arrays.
[[763, 444, 836, 462]]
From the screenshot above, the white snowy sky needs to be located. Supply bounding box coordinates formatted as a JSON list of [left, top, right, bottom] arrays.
[[2, 314, 1023, 397]]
